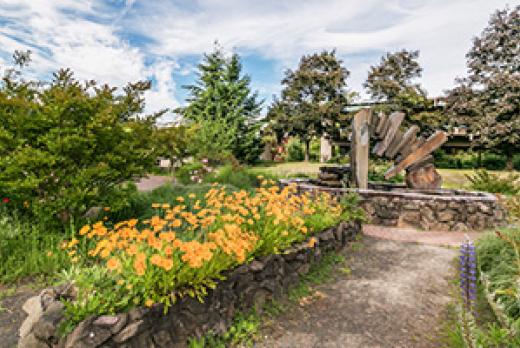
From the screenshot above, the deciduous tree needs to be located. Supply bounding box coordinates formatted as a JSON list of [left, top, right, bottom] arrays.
[[446, 5, 520, 168]]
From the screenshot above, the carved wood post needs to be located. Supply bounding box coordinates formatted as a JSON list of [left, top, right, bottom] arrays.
[[350, 109, 372, 189]]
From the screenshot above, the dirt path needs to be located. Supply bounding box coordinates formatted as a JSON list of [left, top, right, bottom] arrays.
[[255, 236, 457, 348], [135, 175, 175, 192]]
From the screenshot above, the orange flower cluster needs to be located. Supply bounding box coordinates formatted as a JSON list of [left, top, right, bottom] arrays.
[[63, 182, 346, 310]]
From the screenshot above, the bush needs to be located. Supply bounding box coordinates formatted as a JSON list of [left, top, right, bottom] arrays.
[[513, 154, 520, 171], [59, 183, 364, 329], [434, 149, 479, 169], [0, 57, 156, 224], [481, 153, 507, 170], [286, 138, 304, 162], [466, 170, 520, 195]]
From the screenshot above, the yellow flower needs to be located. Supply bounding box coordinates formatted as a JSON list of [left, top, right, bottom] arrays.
[[188, 193, 196, 199], [307, 237, 317, 248], [107, 257, 121, 271], [23, 201, 30, 208], [46, 251, 53, 257], [176, 196, 185, 202], [161, 203, 170, 209], [145, 299, 154, 307], [151, 203, 160, 209], [117, 279, 124, 285]]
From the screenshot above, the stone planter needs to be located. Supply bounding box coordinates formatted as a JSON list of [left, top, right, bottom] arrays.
[[281, 179, 507, 231], [19, 221, 361, 348]]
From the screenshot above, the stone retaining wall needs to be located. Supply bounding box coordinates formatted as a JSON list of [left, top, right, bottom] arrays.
[[20, 221, 361, 348], [281, 180, 507, 231]]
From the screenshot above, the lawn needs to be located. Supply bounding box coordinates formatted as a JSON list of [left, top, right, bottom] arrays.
[[250, 161, 519, 190]]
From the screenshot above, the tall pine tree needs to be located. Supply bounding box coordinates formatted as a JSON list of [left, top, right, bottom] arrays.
[[179, 45, 263, 163]]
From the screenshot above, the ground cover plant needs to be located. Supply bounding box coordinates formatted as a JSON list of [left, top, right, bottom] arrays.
[[59, 180, 363, 331], [476, 228, 520, 335], [465, 170, 520, 195]]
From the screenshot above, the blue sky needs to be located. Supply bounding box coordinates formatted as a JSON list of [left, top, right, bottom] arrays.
[[0, 0, 512, 121]]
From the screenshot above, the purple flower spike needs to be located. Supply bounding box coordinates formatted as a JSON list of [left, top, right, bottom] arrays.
[[459, 239, 477, 315]]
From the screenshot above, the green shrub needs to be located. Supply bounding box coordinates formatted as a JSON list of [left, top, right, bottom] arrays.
[[0, 55, 156, 224], [286, 138, 304, 162], [481, 153, 507, 170], [434, 149, 479, 169], [175, 162, 205, 185], [466, 170, 520, 195], [368, 163, 404, 183], [513, 154, 520, 171]]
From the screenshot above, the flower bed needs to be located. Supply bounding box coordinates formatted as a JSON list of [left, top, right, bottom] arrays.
[[19, 182, 363, 347]]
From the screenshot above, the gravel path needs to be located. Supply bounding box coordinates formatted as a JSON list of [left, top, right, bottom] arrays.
[[255, 236, 457, 348]]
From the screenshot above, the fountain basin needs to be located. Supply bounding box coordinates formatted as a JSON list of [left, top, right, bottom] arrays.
[[280, 179, 507, 231]]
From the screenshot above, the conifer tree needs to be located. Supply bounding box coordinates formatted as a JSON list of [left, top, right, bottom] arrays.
[[179, 44, 263, 163]]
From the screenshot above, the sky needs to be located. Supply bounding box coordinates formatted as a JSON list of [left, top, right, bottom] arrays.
[[0, 0, 513, 121]]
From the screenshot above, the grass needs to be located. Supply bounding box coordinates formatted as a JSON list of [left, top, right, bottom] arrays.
[[0, 209, 71, 285]]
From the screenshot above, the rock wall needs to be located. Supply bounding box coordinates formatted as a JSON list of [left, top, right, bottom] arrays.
[[20, 221, 361, 348], [282, 180, 507, 231]]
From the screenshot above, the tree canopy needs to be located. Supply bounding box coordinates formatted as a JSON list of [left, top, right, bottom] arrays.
[[267, 50, 350, 161], [178, 45, 263, 164], [446, 5, 520, 167]]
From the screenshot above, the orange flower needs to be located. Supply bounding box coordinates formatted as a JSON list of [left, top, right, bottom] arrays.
[[188, 193, 196, 199], [103, 207, 111, 212], [145, 299, 154, 307], [176, 196, 185, 202], [307, 237, 317, 248], [107, 257, 121, 271], [79, 225, 90, 235], [133, 259, 146, 276], [160, 258, 173, 271]]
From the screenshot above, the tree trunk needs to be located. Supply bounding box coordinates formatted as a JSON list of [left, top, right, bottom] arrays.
[[304, 140, 310, 162]]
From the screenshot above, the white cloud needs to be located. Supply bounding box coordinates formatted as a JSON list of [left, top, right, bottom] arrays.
[[126, 0, 511, 97], [0, 0, 180, 115], [0, 0, 513, 112]]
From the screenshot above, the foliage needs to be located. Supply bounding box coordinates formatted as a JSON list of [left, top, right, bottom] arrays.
[[364, 49, 422, 101], [60, 182, 362, 327], [0, 205, 69, 283], [512, 154, 520, 171], [476, 228, 520, 336], [365, 49, 446, 132], [153, 124, 198, 172], [434, 150, 479, 169], [178, 44, 263, 164], [480, 153, 507, 171], [465, 170, 520, 195], [445, 5, 520, 167], [285, 138, 305, 162], [368, 162, 404, 183], [267, 50, 350, 161], [0, 52, 158, 224], [175, 160, 215, 185], [203, 165, 270, 190]]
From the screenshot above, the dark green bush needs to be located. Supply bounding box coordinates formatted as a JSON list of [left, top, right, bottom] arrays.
[[513, 154, 520, 171], [434, 149, 479, 169], [481, 153, 507, 170], [175, 162, 205, 185]]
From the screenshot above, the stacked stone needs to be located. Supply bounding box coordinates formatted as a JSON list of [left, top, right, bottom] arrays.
[[312, 166, 351, 188], [20, 222, 361, 348]]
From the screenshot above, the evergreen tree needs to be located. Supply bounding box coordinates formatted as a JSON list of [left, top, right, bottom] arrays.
[[178, 45, 263, 163], [267, 50, 350, 161], [446, 5, 520, 168]]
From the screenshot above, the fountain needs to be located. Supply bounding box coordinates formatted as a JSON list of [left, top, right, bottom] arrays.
[[281, 109, 507, 231]]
